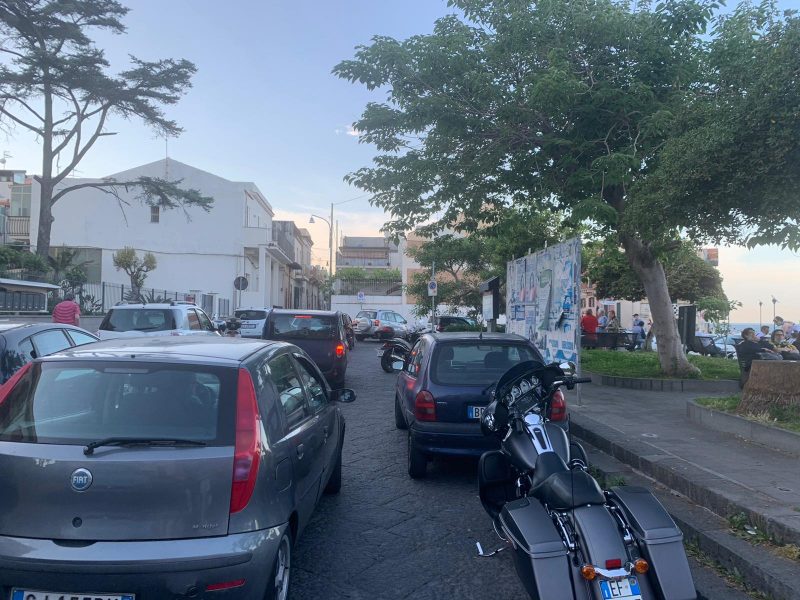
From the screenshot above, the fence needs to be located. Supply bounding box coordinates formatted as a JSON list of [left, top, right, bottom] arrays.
[[333, 277, 403, 297]]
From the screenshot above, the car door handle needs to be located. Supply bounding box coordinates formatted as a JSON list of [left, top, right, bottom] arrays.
[[296, 443, 304, 460]]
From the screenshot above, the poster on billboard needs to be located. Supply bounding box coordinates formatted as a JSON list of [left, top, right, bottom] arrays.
[[506, 238, 581, 365]]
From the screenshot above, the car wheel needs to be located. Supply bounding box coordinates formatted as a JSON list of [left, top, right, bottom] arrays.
[[407, 432, 427, 479], [265, 531, 292, 600], [395, 396, 408, 430], [324, 441, 343, 494]]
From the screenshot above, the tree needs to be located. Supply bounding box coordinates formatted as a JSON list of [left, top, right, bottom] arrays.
[[0, 0, 213, 257], [112, 247, 155, 299], [335, 0, 800, 376]]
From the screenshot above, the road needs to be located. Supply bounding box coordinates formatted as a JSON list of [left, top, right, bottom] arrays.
[[292, 340, 527, 599]]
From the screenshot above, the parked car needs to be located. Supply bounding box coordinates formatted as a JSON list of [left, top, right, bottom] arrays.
[[0, 336, 355, 600], [395, 332, 545, 478], [0, 322, 98, 384], [234, 307, 271, 338], [435, 315, 477, 332], [354, 309, 411, 340], [264, 309, 349, 388], [97, 301, 220, 340], [341, 312, 356, 349]]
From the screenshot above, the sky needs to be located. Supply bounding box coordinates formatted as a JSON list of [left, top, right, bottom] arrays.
[[1, 0, 798, 323]]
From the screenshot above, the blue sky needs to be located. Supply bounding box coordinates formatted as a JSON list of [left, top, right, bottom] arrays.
[[2, 0, 798, 321]]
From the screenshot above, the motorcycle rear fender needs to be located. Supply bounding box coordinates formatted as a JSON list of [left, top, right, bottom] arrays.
[[498, 498, 573, 600], [610, 486, 697, 600]]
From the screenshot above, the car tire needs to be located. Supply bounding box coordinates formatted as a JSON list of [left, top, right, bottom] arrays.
[[407, 432, 427, 479], [324, 443, 343, 494], [395, 396, 408, 430], [264, 531, 292, 600]]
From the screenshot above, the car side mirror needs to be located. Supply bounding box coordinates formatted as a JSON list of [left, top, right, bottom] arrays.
[[392, 360, 405, 372], [332, 388, 356, 403]]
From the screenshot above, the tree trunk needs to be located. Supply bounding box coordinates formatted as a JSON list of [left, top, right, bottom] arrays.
[[620, 235, 698, 377], [37, 76, 54, 259], [36, 180, 53, 258]]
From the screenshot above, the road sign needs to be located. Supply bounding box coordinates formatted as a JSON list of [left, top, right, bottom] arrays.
[[234, 276, 249, 291], [427, 280, 438, 297], [357, 291, 366, 303]]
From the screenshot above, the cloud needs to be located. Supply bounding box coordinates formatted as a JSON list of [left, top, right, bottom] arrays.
[[334, 125, 361, 137], [347, 126, 361, 137]]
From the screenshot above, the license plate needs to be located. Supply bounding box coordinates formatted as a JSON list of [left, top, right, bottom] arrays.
[[12, 591, 134, 600], [241, 323, 256, 328], [600, 577, 642, 599], [468, 406, 485, 419]]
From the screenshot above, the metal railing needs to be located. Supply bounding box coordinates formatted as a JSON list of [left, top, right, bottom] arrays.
[[6, 216, 29, 237], [271, 228, 296, 262], [333, 278, 403, 296]]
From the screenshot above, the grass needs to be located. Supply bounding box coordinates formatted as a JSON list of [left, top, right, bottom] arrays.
[[695, 396, 800, 434], [581, 350, 740, 380], [727, 512, 800, 563]]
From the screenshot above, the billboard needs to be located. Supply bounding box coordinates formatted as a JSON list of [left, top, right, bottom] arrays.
[[506, 238, 581, 364]]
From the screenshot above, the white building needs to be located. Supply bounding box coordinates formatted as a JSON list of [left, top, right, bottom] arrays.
[[28, 158, 299, 315]]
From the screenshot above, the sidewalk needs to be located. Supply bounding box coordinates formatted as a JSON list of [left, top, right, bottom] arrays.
[[567, 383, 800, 546]]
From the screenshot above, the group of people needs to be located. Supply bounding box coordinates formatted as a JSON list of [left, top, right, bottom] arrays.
[[579, 308, 633, 334], [738, 325, 800, 371]]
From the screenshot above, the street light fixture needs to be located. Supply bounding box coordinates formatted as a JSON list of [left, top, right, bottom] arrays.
[[772, 296, 778, 327], [758, 300, 763, 328]]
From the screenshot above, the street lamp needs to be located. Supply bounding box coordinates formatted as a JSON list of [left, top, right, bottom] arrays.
[[772, 296, 778, 327], [309, 209, 333, 279], [758, 300, 763, 328]]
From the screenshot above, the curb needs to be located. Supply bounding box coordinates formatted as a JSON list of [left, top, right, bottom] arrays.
[[585, 371, 739, 394], [570, 412, 800, 549], [687, 400, 800, 457], [584, 443, 800, 600]]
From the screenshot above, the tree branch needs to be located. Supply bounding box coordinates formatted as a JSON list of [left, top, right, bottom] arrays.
[[0, 95, 45, 122], [52, 105, 110, 184], [0, 104, 43, 135]]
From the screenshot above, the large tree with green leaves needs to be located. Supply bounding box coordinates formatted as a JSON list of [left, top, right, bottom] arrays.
[[335, 0, 800, 376], [0, 0, 212, 258]]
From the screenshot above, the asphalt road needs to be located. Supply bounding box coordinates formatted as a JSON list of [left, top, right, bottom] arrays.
[[291, 340, 527, 600]]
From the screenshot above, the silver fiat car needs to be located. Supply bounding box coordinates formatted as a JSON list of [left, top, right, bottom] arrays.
[[0, 336, 355, 600]]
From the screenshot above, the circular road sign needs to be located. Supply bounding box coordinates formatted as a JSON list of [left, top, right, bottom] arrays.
[[234, 276, 249, 291], [357, 291, 366, 303], [428, 280, 438, 297]]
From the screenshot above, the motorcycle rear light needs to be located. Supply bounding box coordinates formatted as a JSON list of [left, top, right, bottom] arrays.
[[633, 558, 649, 574], [550, 389, 567, 422], [605, 558, 622, 569], [206, 579, 246, 591], [414, 390, 436, 421], [0, 362, 33, 406], [230, 368, 261, 514], [580, 564, 596, 581], [335, 342, 345, 358]]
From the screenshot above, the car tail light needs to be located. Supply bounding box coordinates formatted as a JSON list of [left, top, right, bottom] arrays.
[[206, 579, 246, 591], [414, 390, 436, 421], [0, 362, 33, 406], [549, 389, 567, 422], [335, 342, 345, 358], [230, 368, 261, 513]]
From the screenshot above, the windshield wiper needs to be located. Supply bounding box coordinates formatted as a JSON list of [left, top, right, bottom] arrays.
[[84, 437, 207, 455]]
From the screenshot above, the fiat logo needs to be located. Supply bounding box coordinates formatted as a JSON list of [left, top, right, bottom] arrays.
[[70, 468, 93, 492]]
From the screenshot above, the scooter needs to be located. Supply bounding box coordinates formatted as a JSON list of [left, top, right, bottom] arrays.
[[379, 337, 412, 373], [477, 360, 696, 600]]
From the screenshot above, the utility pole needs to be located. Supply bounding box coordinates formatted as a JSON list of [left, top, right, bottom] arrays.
[[758, 300, 763, 329], [431, 260, 436, 327]]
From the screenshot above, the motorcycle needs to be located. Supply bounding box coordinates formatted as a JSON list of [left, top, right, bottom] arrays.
[[477, 360, 696, 600], [379, 325, 431, 372], [217, 316, 242, 338]]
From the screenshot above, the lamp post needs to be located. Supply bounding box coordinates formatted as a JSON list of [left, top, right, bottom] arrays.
[[772, 296, 778, 327], [758, 300, 763, 328]]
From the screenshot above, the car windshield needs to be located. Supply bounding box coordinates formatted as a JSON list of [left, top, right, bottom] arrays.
[[269, 314, 336, 340], [431, 343, 539, 386], [235, 310, 268, 321], [0, 362, 236, 446], [101, 309, 176, 332], [357, 311, 377, 320]]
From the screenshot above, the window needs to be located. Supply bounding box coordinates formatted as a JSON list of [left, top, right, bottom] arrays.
[[269, 313, 336, 340], [589, 297, 595, 308], [236, 309, 268, 321], [150, 205, 160, 223], [269, 354, 308, 429], [195, 309, 214, 331], [31, 330, 71, 357], [407, 340, 425, 377], [100, 309, 176, 333], [396, 314, 407, 324], [16, 337, 36, 363], [431, 343, 540, 386], [187, 310, 201, 330], [294, 356, 327, 412], [67, 330, 97, 347], [10, 183, 31, 217]]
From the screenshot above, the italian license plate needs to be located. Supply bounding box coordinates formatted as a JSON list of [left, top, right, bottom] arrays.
[[241, 323, 256, 328], [12, 591, 134, 600], [599, 577, 642, 599], [468, 406, 485, 419]]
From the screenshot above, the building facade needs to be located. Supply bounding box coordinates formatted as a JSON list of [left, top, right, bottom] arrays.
[[337, 236, 400, 271]]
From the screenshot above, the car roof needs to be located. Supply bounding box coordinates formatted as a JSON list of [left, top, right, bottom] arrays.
[[108, 303, 193, 310], [41, 336, 284, 365], [426, 332, 531, 343], [270, 309, 339, 316], [0, 322, 93, 335]]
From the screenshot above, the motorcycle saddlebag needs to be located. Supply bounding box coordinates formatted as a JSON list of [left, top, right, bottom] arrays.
[[610, 486, 696, 600], [498, 497, 572, 600]]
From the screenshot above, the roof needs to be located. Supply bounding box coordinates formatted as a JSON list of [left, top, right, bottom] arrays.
[[109, 302, 196, 310], [0, 322, 95, 336], [427, 332, 530, 343], [0, 278, 60, 291], [46, 336, 282, 363], [270, 309, 338, 316]]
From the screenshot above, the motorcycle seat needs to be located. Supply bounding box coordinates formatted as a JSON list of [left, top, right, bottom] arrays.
[[530, 453, 605, 510]]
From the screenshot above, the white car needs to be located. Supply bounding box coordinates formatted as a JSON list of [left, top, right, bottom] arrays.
[[96, 302, 220, 340], [234, 307, 271, 338]]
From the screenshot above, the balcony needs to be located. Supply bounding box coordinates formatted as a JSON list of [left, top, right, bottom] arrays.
[[3, 215, 30, 239], [268, 225, 300, 268], [242, 226, 269, 247]]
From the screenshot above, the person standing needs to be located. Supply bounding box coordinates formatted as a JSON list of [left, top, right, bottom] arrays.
[[756, 325, 770, 339], [52, 293, 81, 327], [606, 310, 620, 331], [597, 309, 608, 332], [581, 309, 599, 349], [632, 313, 640, 330]]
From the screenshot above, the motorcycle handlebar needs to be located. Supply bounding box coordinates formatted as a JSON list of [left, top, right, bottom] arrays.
[[573, 377, 592, 384]]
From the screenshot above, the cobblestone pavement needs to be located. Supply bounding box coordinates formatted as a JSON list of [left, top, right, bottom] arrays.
[[292, 341, 527, 600]]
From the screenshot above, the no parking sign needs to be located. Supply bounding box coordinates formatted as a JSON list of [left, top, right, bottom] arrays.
[[357, 291, 366, 303], [427, 280, 438, 297]]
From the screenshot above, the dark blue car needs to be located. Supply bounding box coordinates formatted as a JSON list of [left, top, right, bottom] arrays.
[[394, 332, 549, 478]]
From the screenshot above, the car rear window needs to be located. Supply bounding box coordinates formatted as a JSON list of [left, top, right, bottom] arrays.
[[100, 308, 176, 332], [0, 362, 236, 446], [235, 310, 268, 321], [431, 343, 539, 386], [356, 311, 377, 320], [269, 314, 337, 340]]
